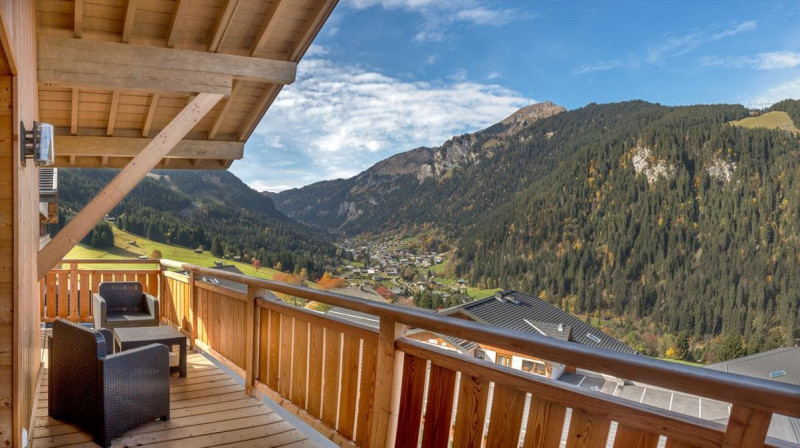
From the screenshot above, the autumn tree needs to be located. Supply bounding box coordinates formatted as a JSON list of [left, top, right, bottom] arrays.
[[251, 257, 262, 272], [318, 272, 348, 290], [374, 286, 394, 301], [150, 249, 163, 259]]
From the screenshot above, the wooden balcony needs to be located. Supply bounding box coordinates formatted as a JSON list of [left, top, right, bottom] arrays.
[[36, 259, 800, 448]]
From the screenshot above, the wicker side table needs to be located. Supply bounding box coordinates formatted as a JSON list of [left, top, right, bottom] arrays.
[[114, 326, 188, 377]]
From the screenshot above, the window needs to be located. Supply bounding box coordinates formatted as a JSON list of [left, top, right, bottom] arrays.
[[522, 360, 547, 376], [496, 354, 511, 367]]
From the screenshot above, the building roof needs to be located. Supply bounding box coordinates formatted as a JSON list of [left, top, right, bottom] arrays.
[[182, 264, 250, 294], [38, 168, 57, 199], [441, 290, 636, 355], [706, 347, 800, 386], [35, 0, 336, 170], [329, 286, 387, 303]]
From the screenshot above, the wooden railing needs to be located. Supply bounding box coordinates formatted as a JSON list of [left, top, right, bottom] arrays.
[[41, 259, 800, 448], [39, 259, 161, 322]]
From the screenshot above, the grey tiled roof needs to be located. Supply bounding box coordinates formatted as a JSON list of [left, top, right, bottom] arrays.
[[441, 290, 637, 355], [706, 347, 800, 386]]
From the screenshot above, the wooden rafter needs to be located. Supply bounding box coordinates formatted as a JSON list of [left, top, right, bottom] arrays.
[[38, 37, 296, 95], [209, 80, 242, 139], [70, 88, 79, 135], [250, 0, 288, 57], [106, 91, 120, 136], [73, 0, 83, 38], [38, 93, 224, 278], [166, 0, 187, 48], [122, 0, 138, 44], [142, 93, 160, 137], [208, 0, 239, 52], [54, 136, 244, 160]]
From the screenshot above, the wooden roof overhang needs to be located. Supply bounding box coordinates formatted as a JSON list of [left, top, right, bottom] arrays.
[[35, 0, 337, 169]]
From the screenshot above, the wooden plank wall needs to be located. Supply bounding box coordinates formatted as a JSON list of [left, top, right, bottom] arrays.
[[0, 1, 39, 446]]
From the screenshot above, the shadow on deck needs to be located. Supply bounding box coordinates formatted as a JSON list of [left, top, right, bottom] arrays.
[[33, 342, 318, 448]]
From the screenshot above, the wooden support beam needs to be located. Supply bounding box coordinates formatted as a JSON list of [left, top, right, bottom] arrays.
[[70, 88, 79, 135], [208, 0, 238, 52], [368, 319, 407, 448], [38, 93, 224, 278], [122, 0, 138, 43], [142, 93, 159, 137], [722, 405, 772, 448], [250, 0, 288, 57], [166, 0, 186, 48], [54, 135, 244, 160], [0, 5, 18, 75], [106, 91, 120, 136], [73, 0, 83, 38], [38, 36, 296, 94], [209, 80, 242, 139]]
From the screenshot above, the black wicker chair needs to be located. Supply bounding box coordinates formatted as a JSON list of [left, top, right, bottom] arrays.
[[93, 281, 159, 331], [49, 319, 170, 447]]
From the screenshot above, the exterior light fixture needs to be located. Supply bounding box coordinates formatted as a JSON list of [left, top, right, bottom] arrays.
[[20, 121, 55, 166]]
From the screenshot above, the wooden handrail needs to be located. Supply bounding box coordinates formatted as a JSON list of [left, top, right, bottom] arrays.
[[160, 258, 800, 420], [60, 258, 160, 264]]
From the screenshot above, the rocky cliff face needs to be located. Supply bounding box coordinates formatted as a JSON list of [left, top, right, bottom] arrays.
[[272, 101, 567, 234]]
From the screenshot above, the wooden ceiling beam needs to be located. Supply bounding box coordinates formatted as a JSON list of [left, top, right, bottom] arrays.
[[107, 91, 120, 136], [166, 0, 187, 48], [73, 0, 83, 38], [70, 88, 79, 135], [209, 80, 242, 139], [38, 92, 224, 278], [208, 0, 238, 52], [38, 36, 296, 93], [122, 0, 138, 44], [53, 136, 244, 160], [142, 93, 160, 137], [52, 155, 236, 170], [250, 0, 289, 57]]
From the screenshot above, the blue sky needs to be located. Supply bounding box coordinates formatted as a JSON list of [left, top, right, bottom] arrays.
[[232, 0, 800, 192]]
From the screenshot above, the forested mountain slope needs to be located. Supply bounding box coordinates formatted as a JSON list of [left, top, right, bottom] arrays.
[[54, 169, 338, 277], [453, 100, 800, 358]]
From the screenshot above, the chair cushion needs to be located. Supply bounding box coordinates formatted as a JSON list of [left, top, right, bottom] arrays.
[[106, 312, 154, 322], [99, 282, 145, 311]]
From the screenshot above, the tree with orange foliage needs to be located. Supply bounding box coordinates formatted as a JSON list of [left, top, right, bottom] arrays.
[[251, 257, 262, 272], [317, 272, 348, 290], [374, 285, 394, 301]]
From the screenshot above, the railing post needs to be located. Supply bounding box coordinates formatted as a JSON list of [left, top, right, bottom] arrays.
[[368, 318, 407, 448], [722, 405, 772, 448], [189, 270, 197, 350], [158, 263, 166, 322], [245, 286, 266, 396], [69, 262, 78, 322]]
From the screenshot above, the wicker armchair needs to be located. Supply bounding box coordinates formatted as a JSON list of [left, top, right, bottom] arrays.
[[93, 281, 159, 331], [49, 319, 170, 447]]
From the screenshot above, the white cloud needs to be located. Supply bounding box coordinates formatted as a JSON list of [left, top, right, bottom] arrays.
[[701, 51, 800, 70], [235, 56, 533, 191], [647, 21, 757, 63], [748, 77, 800, 108], [344, 0, 532, 43], [573, 60, 623, 76], [486, 72, 500, 80]]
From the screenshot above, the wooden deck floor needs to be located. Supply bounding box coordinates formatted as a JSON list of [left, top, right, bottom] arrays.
[[32, 352, 319, 448]]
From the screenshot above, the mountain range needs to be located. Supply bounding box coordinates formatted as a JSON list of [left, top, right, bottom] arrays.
[[273, 99, 800, 358]]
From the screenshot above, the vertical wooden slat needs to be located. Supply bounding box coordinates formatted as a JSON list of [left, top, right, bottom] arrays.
[[664, 439, 697, 448], [78, 272, 90, 320], [355, 339, 378, 446], [267, 310, 281, 390], [338, 333, 360, 439], [307, 324, 324, 418], [245, 286, 264, 395], [291, 318, 309, 406], [321, 328, 341, 429], [278, 314, 293, 397], [45, 273, 56, 319], [90, 271, 100, 297], [523, 396, 567, 448], [395, 354, 427, 448], [722, 405, 772, 448], [136, 273, 146, 291], [258, 307, 269, 381], [39, 279, 45, 321], [57, 272, 68, 318], [367, 319, 407, 448], [68, 264, 78, 320], [566, 408, 610, 448], [452, 374, 489, 448], [421, 364, 457, 448], [147, 273, 158, 295], [613, 425, 660, 448], [486, 384, 526, 447]]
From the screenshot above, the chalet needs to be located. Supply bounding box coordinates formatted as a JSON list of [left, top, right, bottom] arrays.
[[38, 168, 57, 246]]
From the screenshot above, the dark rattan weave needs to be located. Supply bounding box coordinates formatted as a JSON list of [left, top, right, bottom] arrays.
[[49, 319, 170, 447], [93, 282, 159, 331], [114, 325, 188, 377]]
